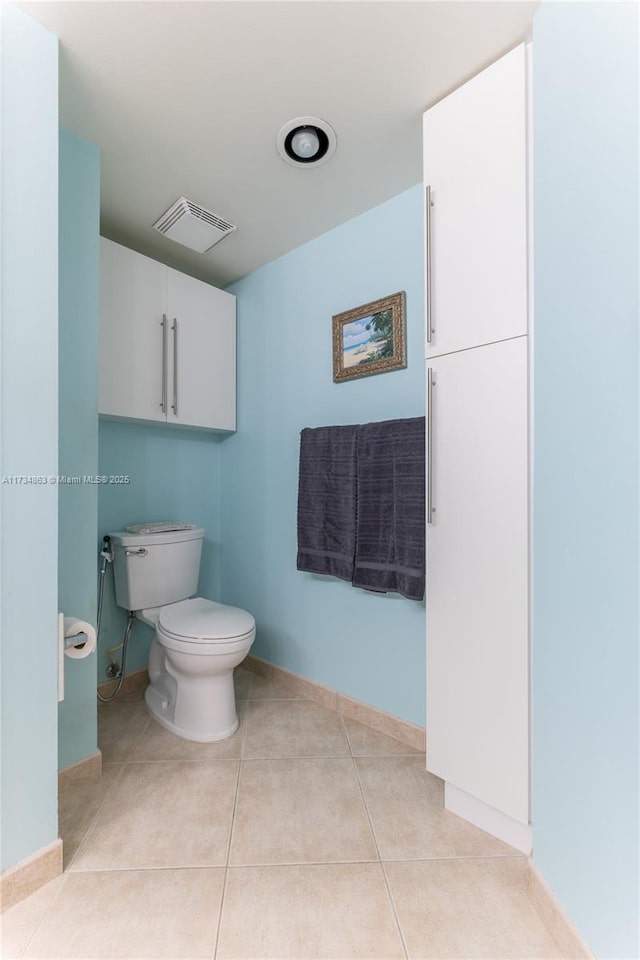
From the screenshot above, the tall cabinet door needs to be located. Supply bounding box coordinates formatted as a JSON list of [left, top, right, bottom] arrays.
[[426, 336, 529, 824], [166, 268, 236, 431], [99, 237, 168, 421], [424, 44, 528, 358]]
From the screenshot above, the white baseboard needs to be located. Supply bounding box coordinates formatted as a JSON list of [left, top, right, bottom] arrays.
[[444, 782, 533, 854]]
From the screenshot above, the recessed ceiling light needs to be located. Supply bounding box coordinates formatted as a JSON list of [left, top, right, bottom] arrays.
[[276, 116, 337, 168]]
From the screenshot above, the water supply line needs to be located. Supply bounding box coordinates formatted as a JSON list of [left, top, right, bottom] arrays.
[[96, 535, 136, 704]]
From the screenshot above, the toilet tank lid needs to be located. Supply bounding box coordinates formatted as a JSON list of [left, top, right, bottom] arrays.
[[109, 527, 205, 547], [159, 598, 255, 641]]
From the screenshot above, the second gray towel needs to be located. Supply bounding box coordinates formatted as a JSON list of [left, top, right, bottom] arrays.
[[353, 416, 425, 601]]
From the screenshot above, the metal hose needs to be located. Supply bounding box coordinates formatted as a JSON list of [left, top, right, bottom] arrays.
[[96, 537, 136, 704]]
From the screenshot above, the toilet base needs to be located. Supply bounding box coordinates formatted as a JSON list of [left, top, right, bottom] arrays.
[[145, 682, 239, 742], [144, 628, 254, 743]]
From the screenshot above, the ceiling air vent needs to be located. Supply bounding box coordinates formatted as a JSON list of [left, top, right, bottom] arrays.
[[153, 197, 237, 253]]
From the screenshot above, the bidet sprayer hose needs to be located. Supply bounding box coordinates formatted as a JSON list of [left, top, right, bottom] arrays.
[[96, 611, 135, 704], [96, 536, 135, 704]]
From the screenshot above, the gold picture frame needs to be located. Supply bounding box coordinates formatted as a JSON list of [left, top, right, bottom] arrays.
[[332, 291, 406, 383]]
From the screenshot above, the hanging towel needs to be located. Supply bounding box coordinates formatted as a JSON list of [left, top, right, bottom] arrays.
[[296, 424, 358, 582], [353, 416, 425, 601]]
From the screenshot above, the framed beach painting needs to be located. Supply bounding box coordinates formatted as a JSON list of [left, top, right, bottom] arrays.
[[332, 291, 406, 383]]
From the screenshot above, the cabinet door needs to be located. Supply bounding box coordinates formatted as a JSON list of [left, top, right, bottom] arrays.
[[99, 237, 168, 421], [426, 337, 529, 824], [166, 268, 236, 431], [423, 44, 528, 358]]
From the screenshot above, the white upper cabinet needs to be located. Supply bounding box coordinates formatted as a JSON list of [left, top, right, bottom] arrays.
[[166, 268, 236, 431], [100, 237, 168, 422], [99, 237, 236, 431], [423, 44, 528, 358]]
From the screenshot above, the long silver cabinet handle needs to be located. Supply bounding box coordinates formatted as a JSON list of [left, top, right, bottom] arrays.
[[171, 318, 178, 416], [427, 366, 435, 524], [425, 185, 434, 344], [160, 315, 167, 413]]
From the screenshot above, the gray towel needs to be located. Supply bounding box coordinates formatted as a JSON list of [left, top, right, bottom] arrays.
[[352, 416, 425, 601], [297, 424, 358, 582]]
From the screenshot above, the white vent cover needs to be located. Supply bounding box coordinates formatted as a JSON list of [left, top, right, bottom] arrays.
[[153, 197, 236, 253]]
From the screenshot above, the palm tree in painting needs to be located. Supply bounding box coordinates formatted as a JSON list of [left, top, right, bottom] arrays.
[[360, 309, 393, 363]]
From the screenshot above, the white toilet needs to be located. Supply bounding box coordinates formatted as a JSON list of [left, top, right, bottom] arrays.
[[109, 526, 255, 742]]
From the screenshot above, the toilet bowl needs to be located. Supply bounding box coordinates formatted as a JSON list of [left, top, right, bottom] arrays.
[[141, 597, 255, 742], [108, 526, 255, 743]]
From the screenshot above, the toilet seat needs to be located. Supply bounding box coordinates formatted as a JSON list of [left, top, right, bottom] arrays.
[[158, 596, 255, 644]]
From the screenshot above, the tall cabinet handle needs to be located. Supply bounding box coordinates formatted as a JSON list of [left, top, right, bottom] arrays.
[[160, 315, 167, 413], [171, 318, 178, 416], [425, 185, 434, 344], [427, 366, 435, 524]]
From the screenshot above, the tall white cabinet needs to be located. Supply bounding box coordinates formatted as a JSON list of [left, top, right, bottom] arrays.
[[100, 237, 236, 431], [424, 44, 532, 850]]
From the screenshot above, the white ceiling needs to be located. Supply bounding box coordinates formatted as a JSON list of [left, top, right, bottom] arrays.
[[22, 0, 537, 287]]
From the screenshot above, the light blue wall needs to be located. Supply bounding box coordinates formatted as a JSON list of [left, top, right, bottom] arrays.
[[0, 5, 59, 870], [58, 129, 100, 770], [532, 3, 639, 957], [223, 185, 425, 725], [97, 421, 223, 680]]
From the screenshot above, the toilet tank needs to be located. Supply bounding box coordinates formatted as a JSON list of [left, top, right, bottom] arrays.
[[109, 527, 205, 611]]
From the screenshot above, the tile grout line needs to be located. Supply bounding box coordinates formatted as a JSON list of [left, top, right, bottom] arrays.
[[63, 762, 128, 873], [63, 852, 528, 874], [212, 671, 253, 959], [338, 713, 410, 960], [374, 852, 528, 863], [67, 703, 149, 872], [124, 752, 355, 764], [22, 702, 148, 956], [239, 752, 351, 762], [125, 713, 152, 761], [12, 874, 67, 958], [117, 752, 425, 765], [70, 688, 278, 878], [61, 857, 383, 875]]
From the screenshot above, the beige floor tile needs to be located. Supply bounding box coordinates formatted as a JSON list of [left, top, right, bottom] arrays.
[[234, 667, 253, 700], [97, 701, 150, 762], [243, 700, 349, 759], [217, 862, 405, 959], [24, 868, 224, 959], [385, 858, 566, 959], [229, 758, 377, 865], [343, 716, 424, 757], [71, 759, 238, 870], [356, 757, 517, 860], [131, 703, 247, 762], [1, 876, 64, 960], [59, 763, 124, 867]]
